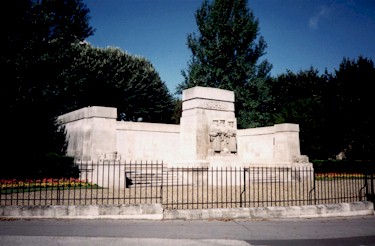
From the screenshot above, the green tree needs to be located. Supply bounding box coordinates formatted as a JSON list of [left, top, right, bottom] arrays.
[[5, 0, 94, 111], [3, 0, 94, 177], [171, 98, 183, 124], [61, 43, 175, 123], [327, 56, 375, 160], [273, 68, 330, 159], [177, 0, 273, 128]]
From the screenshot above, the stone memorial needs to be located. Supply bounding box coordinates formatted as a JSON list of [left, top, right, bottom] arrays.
[[58, 86, 312, 169]]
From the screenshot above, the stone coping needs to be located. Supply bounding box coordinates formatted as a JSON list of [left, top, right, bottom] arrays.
[[164, 201, 374, 220], [238, 123, 299, 136], [1, 202, 373, 220], [116, 121, 180, 133], [182, 86, 235, 102], [57, 106, 117, 124]]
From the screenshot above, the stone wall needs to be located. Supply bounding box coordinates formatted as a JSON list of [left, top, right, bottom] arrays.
[[57, 106, 117, 161], [237, 123, 307, 165], [57, 106, 180, 162], [57, 86, 310, 167], [116, 121, 180, 161]]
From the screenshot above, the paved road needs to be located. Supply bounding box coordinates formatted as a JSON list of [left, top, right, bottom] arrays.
[[1, 215, 375, 245]]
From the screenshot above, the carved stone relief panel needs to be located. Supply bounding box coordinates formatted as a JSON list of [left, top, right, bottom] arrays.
[[208, 119, 237, 155]]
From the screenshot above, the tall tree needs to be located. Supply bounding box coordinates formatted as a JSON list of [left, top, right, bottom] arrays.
[[3, 0, 176, 178], [327, 56, 375, 160], [3, 0, 94, 176], [177, 0, 273, 128], [61, 43, 175, 123], [273, 68, 330, 159]]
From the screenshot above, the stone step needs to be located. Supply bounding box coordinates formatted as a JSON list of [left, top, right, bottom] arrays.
[[126, 170, 181, 188]]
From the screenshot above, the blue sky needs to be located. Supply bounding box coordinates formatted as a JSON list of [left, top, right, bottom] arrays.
[[84, 0, 375, 94]]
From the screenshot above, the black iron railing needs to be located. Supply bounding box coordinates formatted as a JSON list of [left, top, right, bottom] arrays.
[[1, 161, 374, 209]]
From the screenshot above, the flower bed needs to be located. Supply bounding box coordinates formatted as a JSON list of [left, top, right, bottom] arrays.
[[314, 173, 365, 181], [1, 178, 98, 193]]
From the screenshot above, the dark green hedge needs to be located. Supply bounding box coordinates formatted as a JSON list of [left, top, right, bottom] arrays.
[[3, 154, 79, 180], [312, 159, 374, 173]]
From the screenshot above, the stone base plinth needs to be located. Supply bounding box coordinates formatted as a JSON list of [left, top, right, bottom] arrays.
[[243, 162, 313, 168], [166, 160, 210, 168], [207, 155, 242, 168]]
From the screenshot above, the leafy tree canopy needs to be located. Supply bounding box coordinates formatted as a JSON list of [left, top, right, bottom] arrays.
[[61, 43, 175, 123], [273, 67, 330, 159], [273, 56, 375, 161], [3, 0, 94, 177], [327, 56, 375, 160], [4, 0, 94, 160], [3, 0, 175, 177], [177, 0, 273, 128]]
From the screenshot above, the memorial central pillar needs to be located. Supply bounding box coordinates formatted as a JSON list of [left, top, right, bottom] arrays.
[[179, 86, 237, 161]]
